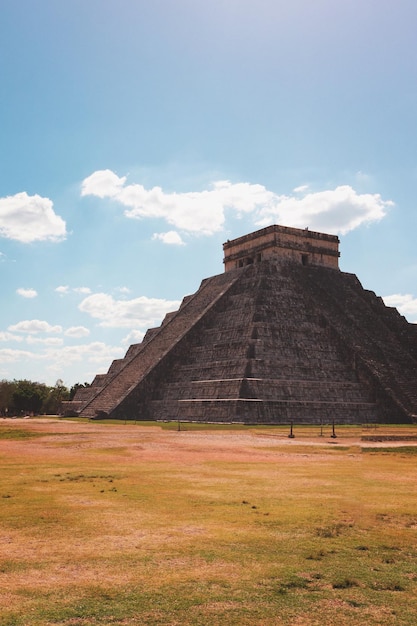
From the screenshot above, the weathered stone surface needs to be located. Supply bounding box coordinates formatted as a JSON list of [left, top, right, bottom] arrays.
[[223, 224, 340, 270], [66, 225, 417, 424]]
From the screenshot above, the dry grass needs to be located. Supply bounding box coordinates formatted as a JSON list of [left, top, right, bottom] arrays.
[[0, 418, 416, 625]]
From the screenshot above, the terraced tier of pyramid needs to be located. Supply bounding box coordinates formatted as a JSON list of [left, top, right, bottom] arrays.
[[65, 225, 417, 424]]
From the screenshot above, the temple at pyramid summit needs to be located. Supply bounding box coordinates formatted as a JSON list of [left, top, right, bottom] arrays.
[[65, 224, 417, 424]]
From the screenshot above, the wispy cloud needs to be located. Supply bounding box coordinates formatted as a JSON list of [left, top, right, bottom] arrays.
[[73, 287, 92, 295], [55, 285, 70, 295], [8, 320, 63, 334], [293, 184, 309, 194], [0, 348, 41, 363], [81, 170, 392, 237], [0, 343, 124, 383], [55, 286, 91, 296], [64, 326, 91, 338], [78, 292, 181, 328], [0, 332, 24, 342], [122, 329, 146, 344], [0, 192, 67, 243], [42, 342, 125, 373], [16, 288, 38, 299], [26, 336, 64, 346], [152, 231, 185, 245], [383, 294, 417, 322]]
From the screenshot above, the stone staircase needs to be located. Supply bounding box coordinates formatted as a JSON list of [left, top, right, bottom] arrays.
[[291, 264, 417, 422], [79, 270, 242, 418]]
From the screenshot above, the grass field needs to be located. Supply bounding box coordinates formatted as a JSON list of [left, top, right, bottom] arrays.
[[0, 418, 416, 625]]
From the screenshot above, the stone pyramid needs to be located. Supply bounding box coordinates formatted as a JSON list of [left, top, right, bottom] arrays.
[[66, 225, 417, 424]]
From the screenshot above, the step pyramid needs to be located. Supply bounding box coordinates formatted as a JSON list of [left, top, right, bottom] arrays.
[[66, 225, 417, 424]]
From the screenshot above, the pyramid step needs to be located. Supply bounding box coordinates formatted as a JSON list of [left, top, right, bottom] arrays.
[[150, 398, 379, 424], [80, 270, 242, 418]]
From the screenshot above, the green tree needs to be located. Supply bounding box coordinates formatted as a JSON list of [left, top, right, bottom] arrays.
[[43, 379, 70, 415], [69, 382, 91, 400], [0, 380, 16, 416], [12, 380, 49, 415]]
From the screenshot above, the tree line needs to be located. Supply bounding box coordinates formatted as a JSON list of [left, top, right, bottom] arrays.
[[0, 379, 90, 417]]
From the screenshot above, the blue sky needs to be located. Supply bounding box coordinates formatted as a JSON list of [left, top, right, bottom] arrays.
[[1, 0, 417, 387]]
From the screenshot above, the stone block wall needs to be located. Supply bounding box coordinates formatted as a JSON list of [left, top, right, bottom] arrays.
[[223, 224, 340, 271]]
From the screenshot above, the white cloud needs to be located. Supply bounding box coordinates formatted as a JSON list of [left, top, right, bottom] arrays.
[[8, 320, 63, 334], [17, 288, 38, 299], [0, 192, 67, 243], [0, 339, 123, 386], [382, 294, 417, 322], [81, 170, 392, 237], [152, 231, 185, 245], [44, 342, 124, 368], [0, 332, 24, 342], [256, 185, 393, 234], [355, 171, 373, 185], [55, 285, 91, 296], [122, 329, 146, 344], [26, 336, 64, 346], [81, 171, 272, 235], [79, 292, 181, 328], [293, 184, 309, 194], [81, 169, 127, 198], [73, 287, 92, 295], [0, 348, 39, 362], [64, 326, 91, 338]]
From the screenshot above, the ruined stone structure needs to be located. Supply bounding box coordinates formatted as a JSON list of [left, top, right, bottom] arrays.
[[223, 224, 340, 271], [65, 224, 417, 424]]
